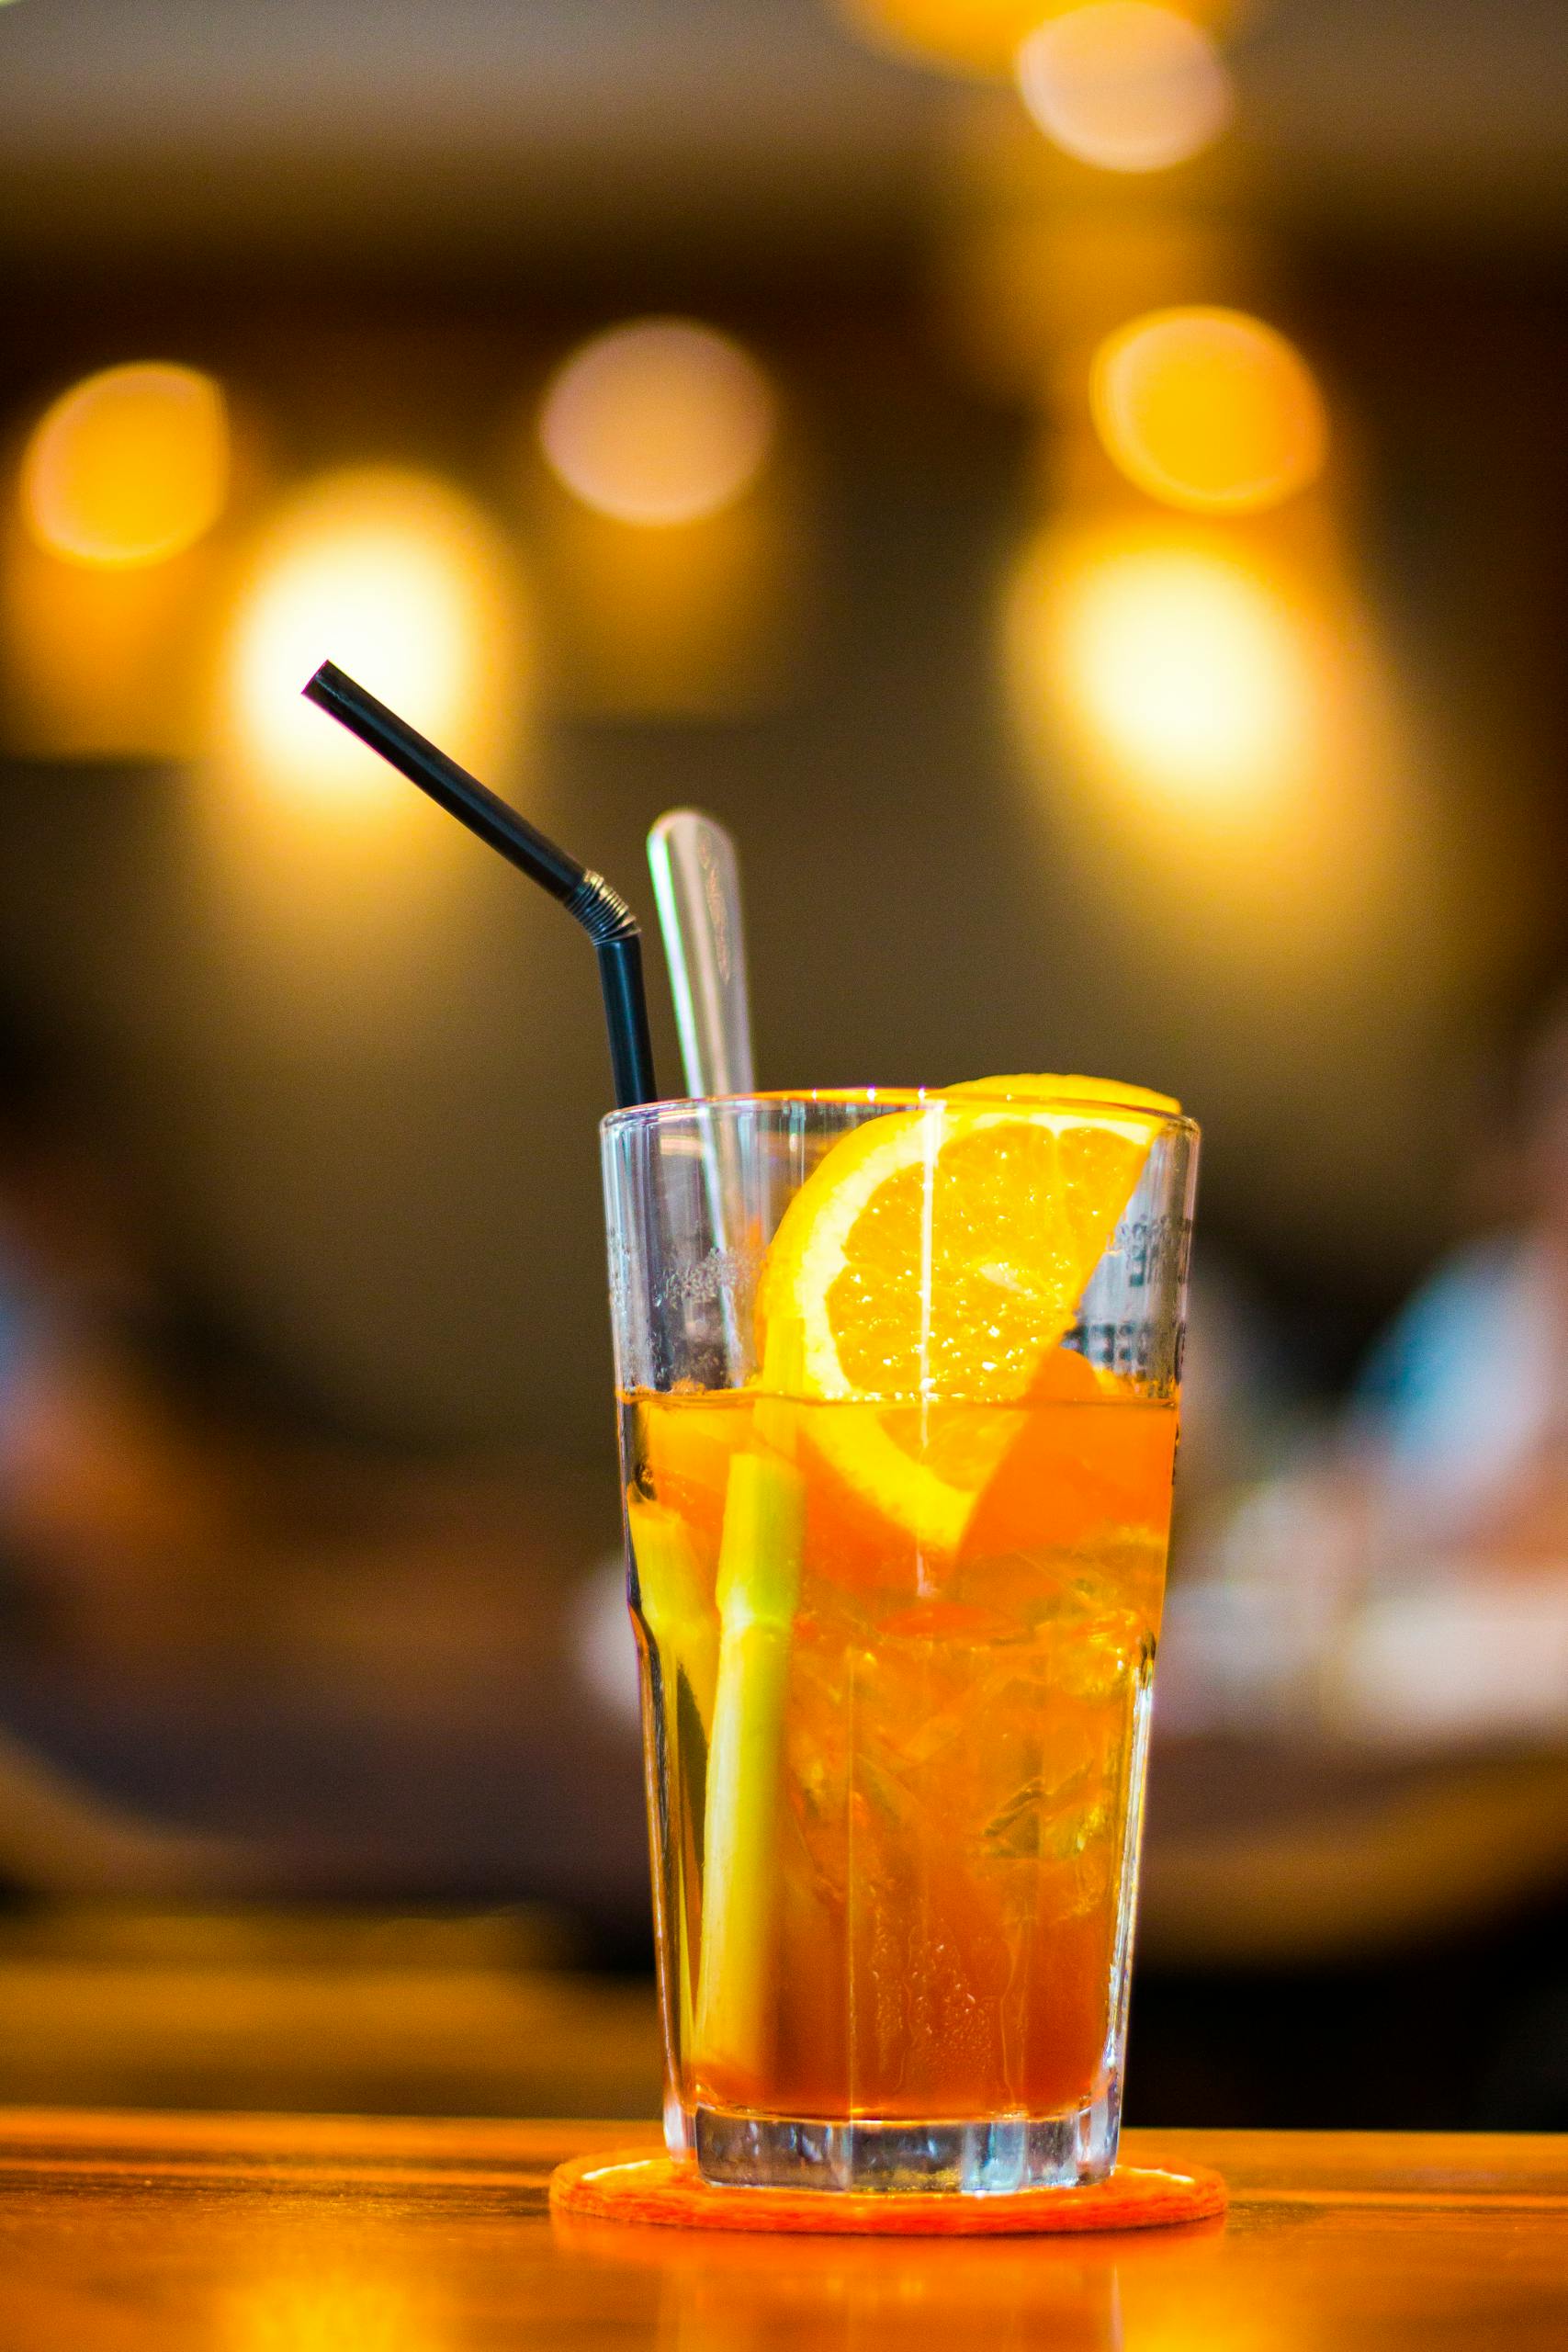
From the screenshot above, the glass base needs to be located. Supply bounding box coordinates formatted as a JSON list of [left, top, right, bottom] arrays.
[[692, 2086, 1119, 2196]]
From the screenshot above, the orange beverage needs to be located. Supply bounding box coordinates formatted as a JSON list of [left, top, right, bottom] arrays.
[[626, 1372, 1176, 2129], [604, 1080, 1197, 2190]]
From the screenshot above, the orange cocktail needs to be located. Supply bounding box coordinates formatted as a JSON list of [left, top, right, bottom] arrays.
[[627, 1372, 1174, 2122], [604, 1079, 1197, 2192]]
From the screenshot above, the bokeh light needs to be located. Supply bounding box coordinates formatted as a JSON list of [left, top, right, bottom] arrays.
[[1010, 524, 1316, 815], [1015, 4, 1234, 173], [21, 362, 230, 567], [841, 0, 1062, 75], [224, 466, 523, 808], [840, 0, 1243, 79], [1090, 308, 1328, 513], [1004, 506, 1423, 995], [1055, 541, 1311, 807], [537, 319, 775, 527]]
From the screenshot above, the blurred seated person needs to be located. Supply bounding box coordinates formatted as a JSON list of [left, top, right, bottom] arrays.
[[1351, 990, 1568, 1575], [1165, 989, 1568, 1742]]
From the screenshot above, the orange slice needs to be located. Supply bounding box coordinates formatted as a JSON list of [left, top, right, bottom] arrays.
[[760, 1077, 1176, 1556], [949, 1074, 1179, 1117]]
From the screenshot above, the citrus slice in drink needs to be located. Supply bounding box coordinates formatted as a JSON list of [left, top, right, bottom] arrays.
[[760, 1076, 1177, 1556]]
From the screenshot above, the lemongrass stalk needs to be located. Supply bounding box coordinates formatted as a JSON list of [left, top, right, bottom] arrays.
[[627, 1492, 721, 2072], [693, 1439, 804, 2095], [627, 1496, 719, 1737]]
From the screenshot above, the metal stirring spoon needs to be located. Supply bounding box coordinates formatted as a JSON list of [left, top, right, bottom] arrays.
[[647, 809, 756, 1099], [649, 809, 757, 1377]]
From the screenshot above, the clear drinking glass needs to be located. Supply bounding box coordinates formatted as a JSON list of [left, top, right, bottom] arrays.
[[602, 1088, 1197, 2194]]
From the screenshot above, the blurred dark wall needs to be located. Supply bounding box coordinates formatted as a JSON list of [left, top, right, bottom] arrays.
[[0, 254, 1562, 1450], [0, 1, 1562, 1458]]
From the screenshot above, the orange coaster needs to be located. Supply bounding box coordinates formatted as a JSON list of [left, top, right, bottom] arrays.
[[549, 2148, 1227, 2236]]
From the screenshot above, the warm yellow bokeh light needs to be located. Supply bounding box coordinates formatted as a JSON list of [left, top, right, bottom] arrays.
[[224, 466, 522, 808], [840, 0, 1242, 79], [1060, 546, 1310, 805], [1091, 307, 1328, 513], [1010, 526, 1316, 814], [843, 0, 1058, 74], [21, 361, 230, 567], [538, 319, 775, 527], [1006, 512, 1426, 1031], [1015, 4, 1233, 172]]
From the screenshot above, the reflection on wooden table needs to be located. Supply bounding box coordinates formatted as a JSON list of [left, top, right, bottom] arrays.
[[0, 2112, 1563, 2350]]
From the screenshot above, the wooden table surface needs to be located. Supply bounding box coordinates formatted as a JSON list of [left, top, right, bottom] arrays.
[[0, 2109, 1563, 2349]]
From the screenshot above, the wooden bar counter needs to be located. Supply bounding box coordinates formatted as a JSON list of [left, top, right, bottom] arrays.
[[0, 2110, 1562, 2346]]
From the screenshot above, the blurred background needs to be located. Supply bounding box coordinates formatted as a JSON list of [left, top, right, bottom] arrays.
[[0, 0, 1563, 2129]]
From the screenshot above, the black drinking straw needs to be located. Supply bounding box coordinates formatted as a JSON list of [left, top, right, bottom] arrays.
[[302, 661, 658, 1109]]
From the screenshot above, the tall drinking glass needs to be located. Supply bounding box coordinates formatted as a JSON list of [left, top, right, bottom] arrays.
[[603, 1088, 1197, 2195]]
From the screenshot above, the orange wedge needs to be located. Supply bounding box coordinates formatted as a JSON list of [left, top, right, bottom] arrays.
[[760, 1076, 1177, 1556], [949, 1074, 1179, 1117]]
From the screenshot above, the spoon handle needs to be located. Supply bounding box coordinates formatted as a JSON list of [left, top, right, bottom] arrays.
[[648, 809, 756, 1099]]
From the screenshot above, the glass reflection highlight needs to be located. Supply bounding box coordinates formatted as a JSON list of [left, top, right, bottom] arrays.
[[555, 2210, 1134, 2352]]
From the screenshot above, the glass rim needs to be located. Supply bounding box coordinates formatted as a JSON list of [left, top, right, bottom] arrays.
[[603, 1087, 1199, 1140]]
